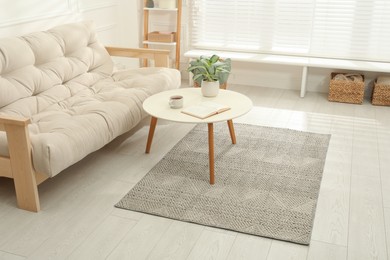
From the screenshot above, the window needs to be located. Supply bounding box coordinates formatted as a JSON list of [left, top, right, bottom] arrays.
[[189, 0, 390, 62]]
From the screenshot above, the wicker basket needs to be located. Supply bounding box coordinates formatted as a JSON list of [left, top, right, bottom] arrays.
[[372, 79, 390, 106], [194, 81, 227, 89], [147, 31, 176, 43], [328, 73, 365, 104]]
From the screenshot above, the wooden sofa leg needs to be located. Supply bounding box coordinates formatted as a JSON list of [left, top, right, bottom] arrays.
[[5, 124, 40, 212]]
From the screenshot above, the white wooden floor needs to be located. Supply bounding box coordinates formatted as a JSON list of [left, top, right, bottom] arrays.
[[1, 84, 390, 260]]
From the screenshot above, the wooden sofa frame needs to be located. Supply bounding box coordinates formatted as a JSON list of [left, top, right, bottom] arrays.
[[0, 47, 170, 212]]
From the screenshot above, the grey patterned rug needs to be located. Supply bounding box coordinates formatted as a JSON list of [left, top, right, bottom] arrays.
[[116, 123, 331, 245]]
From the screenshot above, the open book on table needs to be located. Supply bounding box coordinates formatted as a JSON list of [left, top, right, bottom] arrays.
[[181, 101, 231, 119]]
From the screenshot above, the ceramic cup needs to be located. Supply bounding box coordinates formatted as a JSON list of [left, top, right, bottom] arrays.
[[169, 95, 183, 109]]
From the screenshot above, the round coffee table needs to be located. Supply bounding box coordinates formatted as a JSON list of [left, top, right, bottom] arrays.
[[143, 88, 253, 184]]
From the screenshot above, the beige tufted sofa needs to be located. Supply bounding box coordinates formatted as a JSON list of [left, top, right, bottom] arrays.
[[0, 21, 181, 212]]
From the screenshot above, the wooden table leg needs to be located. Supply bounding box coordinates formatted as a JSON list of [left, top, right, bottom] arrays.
[[208, 123, 215, 185], [145, 116, 158, 153], [227, 120, 236, 144]]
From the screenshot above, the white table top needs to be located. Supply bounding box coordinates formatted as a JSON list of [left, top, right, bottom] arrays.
[[143, 88, 253, 123]]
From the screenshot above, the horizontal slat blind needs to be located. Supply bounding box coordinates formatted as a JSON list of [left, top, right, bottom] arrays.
[[310, 0, 390, 61], [189, 0, 390, 62]]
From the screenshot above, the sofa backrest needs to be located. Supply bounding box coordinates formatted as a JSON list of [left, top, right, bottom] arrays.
[[0, 21, 113, 117]]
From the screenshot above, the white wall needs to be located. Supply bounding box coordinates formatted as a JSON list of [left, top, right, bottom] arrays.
[[0, 0, 140, 67]]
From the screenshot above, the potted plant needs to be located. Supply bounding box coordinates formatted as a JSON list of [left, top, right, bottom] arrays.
[[187, 54, 231, 97]]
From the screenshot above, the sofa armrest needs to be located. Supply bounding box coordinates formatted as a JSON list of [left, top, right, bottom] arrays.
[[0, 115, 31, 179], [0, 115, 30, 131], [0, 115, 41, 212], [105, 46, 170, 68]]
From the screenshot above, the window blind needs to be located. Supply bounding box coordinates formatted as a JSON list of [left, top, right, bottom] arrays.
[[189, 0, 390, 62]]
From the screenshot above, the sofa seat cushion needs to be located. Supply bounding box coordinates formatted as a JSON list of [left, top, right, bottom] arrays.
[[0, 67, 180, 177], [0, 21, 181, 177]]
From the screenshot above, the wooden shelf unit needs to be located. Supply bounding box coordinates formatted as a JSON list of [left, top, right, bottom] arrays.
[[143, 0, 182, 69]]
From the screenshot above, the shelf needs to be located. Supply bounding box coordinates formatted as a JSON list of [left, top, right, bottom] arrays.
[[143, 41, 177, 46], [143, 0, 182, 69], [144, 8, 178, 11]]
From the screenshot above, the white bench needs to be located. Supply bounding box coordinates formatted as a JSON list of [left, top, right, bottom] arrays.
[[184, 50, 390, 97]]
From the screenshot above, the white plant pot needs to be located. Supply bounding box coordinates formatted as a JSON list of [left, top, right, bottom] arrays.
[[201, 81, 219, 97]]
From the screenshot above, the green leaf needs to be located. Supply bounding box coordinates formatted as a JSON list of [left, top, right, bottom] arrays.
[[209, 55, 219, 64], [188, 65, 208, 73], [187, 54, 231, 84], [193, 74, 204, 81], [200, 59, 211, 68], [209, 64, 215, 75]]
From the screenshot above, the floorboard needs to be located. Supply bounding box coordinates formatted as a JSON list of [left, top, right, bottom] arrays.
[[0, 84, 389, 259]]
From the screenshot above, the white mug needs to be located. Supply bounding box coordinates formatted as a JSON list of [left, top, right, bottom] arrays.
[[169, 95, 183, 109]]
